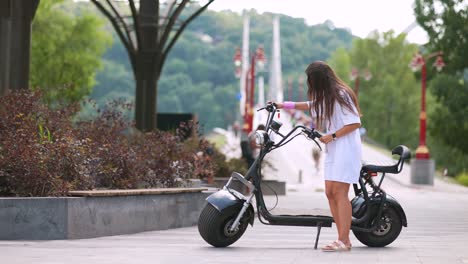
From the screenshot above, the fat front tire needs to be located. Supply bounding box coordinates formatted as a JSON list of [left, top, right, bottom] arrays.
[[198, 203, 249, 247], [353, 206, 403, 247]]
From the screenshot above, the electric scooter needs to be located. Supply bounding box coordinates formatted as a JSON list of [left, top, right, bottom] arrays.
[[198, 103, 410, 249]]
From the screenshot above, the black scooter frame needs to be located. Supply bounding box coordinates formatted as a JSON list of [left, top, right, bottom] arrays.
[[205, 103, 408, 249]]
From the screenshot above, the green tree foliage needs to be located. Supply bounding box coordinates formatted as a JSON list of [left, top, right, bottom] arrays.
[[30, 0, 112, 104], [329, 31, 421, 148], [429, 75, 468, 153], [427, 74, 468, 174], [92, 9, 354, 130], [414, 0, 467, 74], [414, 0, 468, 173], [328, 47, 351, 84]]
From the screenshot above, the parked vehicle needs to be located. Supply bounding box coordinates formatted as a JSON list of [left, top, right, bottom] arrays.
[[198, 103, 410, 249]]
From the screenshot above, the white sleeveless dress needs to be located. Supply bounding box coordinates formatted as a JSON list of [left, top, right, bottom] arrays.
[[311, 94, 362, 184]]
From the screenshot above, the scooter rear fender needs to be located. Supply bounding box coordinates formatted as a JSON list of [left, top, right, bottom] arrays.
[[386, 194, 407, 227], [206, 189, 255, 226]]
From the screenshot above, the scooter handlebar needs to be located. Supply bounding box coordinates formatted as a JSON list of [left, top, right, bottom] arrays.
[[302, 128, 323, 151], [302, 127, 322, 139], [257, 103, 323, 150], [257, 102, 277, 112]]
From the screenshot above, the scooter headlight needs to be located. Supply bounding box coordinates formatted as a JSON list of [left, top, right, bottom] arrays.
[[255, 130, 269, 146]]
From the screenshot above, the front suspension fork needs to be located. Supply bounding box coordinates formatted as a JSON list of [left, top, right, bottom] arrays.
[[229, 194, 255, 232], [225, 172, 256, 232]]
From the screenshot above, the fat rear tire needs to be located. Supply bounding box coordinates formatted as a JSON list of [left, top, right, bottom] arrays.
[[198, 203, 249, 247], [353, 206, 402, 247]]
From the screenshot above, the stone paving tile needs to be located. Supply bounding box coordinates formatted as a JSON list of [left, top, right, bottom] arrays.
[[418, 257, 464, 264]]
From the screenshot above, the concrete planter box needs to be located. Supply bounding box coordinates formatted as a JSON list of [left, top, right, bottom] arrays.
[[0, 188, 209, 240]]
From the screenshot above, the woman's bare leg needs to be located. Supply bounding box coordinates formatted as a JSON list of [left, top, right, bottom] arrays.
[[334, 182, 352, 246], [325, 181, 340, 240]]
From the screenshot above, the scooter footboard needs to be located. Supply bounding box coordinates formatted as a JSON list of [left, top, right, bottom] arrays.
[[206, 189, 255, 226]]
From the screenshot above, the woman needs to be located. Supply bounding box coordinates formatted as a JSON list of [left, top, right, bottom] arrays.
[[275, 61, 362, 252]]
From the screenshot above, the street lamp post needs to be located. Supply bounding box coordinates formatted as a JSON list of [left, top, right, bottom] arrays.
[[233, 47, 242, 137], [256, 46, 266, 107], [233, 46, 266, 134], [409, 51, 445, 159], [350, 68, 372, 99], [233, 47, 242, 79], [408, 50, 445, 185]]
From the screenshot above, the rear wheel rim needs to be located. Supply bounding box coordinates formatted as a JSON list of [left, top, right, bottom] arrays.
[[373, 215, 392, 236]]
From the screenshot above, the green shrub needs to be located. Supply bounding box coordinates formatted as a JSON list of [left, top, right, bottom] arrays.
[[0, 91, 216, 197], [210, 148, 247, 178], [456, 173, 468, 187]]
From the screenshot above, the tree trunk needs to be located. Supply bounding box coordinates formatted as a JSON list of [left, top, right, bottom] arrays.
[[134, 53, 159, 132], [132, 0, 159, 131], [9, 0, 40, 91], [0, 0, 39, 96], [0, 11, 11, 97]]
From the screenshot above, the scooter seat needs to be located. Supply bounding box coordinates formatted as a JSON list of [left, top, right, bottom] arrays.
[[362, 163, 399, 174], [361, 145, 410, 174]]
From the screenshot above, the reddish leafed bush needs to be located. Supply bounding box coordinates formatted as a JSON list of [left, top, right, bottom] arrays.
[[0, 91, 216, 196]]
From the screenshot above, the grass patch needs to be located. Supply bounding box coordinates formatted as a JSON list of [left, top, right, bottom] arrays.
[[207, 133, 227, 150], [456, 173, 468, 187]]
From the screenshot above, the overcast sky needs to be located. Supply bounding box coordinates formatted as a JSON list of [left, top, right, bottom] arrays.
[[208, 0, 428, 44]]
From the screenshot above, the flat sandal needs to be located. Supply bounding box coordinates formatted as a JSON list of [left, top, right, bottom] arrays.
[[321, 240, 350, 252]]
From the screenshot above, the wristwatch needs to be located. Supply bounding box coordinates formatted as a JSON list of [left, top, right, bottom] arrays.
[[332, 133, 337, 141]]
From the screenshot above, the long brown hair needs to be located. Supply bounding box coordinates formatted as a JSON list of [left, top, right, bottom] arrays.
[[305, 61, 361, 129]]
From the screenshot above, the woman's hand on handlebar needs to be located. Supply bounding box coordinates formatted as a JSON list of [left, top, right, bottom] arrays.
[[267, 101, 283, 109], [319, 134, 334, 144]]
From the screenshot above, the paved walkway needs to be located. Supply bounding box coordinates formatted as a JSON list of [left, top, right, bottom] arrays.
[[2, 176, 468, 264], [361, 143, 468, 193]]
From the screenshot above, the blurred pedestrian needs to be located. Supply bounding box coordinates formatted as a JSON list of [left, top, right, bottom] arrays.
[[312, 147, 321, 172], [233, 121, 240, 138], [240, 124, 267, 169]]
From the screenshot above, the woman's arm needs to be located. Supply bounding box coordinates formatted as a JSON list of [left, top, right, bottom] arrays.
[[335, 123, 361, 138], [275, 101, 310, 111], [319, 123, 361, 144]]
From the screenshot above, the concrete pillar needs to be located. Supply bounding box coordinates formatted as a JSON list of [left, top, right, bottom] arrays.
[[411, 159, 435, 185], [240, 13, 249, 117]]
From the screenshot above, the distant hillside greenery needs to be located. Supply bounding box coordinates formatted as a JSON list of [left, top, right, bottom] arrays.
[[89, 9, 354, 130], [30, 1, 466, 177]]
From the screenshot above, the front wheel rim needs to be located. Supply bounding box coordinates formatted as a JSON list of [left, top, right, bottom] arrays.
[[223, 219, 239, 237]]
